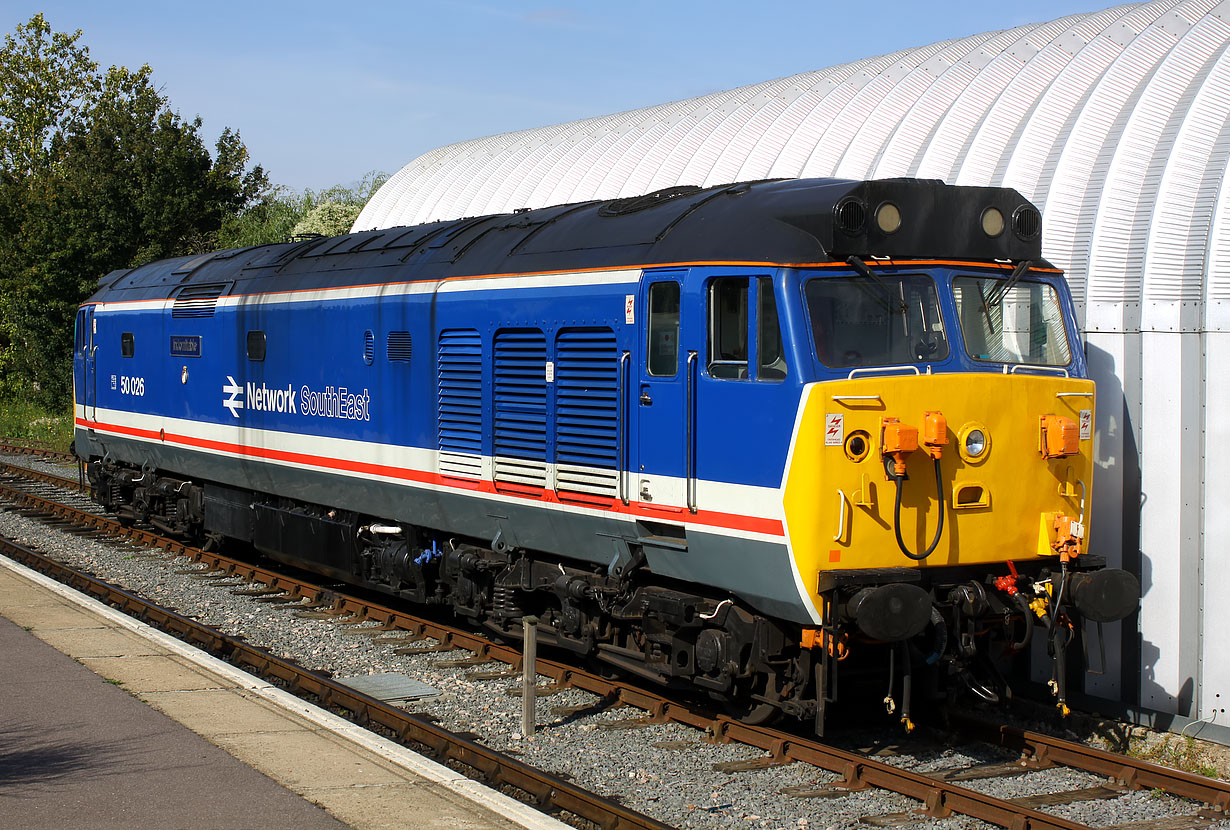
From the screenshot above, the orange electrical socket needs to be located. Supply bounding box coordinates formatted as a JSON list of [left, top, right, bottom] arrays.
[[922, 410, 948, 458], [1052, 514, 1084, 561], [881, 418, 918, 475], [1039, 415, 1078, 459]]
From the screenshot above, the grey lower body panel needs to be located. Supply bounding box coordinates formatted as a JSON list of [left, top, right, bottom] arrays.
[[77, 428, 813, 623]]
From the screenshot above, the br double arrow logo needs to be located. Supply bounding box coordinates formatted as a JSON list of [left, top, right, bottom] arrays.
[[223, 376, 244, 417]]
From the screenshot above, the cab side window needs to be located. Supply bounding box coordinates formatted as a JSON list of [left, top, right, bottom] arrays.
[[708, 277, 787, 381], [758, 280, 786, 380], [708, 278, 748, 379], [75, 311, 88, 355]]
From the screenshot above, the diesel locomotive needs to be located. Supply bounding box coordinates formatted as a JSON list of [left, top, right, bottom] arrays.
[[72, 177, 1140, 732]]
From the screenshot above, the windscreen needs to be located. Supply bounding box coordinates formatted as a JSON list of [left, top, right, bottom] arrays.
[[952, 276, 1071, 366], [805, 274, 949, 369]]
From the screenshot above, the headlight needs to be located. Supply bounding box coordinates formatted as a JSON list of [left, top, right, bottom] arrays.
[[875, 202, 901, 234], [981, 207, 1004, 237], [957, 423, 990, 463]]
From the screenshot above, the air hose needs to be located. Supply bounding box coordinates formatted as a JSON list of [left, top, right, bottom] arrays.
[[891, 456, 946, 561], [1009, 592, 1034, 652], [1045, 563, 1072, 716], [1046, 562, 1070, 645]]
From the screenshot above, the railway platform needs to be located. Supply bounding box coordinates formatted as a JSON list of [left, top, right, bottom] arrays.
[[0, 552, 566, 830]]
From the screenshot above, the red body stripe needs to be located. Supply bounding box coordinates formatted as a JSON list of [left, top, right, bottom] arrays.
[[76, 417, 784, 537]]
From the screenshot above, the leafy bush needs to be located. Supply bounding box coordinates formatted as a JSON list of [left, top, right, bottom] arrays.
[[292, 201, 363, 238]]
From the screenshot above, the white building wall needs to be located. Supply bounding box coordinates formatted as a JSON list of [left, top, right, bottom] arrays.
[[355, 0, 1230, 734]]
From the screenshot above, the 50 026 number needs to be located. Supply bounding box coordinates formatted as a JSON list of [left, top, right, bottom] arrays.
[[120, 376, 145, 396]]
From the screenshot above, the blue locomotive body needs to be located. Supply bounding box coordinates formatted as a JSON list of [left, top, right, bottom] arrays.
[[75, 256, 815, 616]]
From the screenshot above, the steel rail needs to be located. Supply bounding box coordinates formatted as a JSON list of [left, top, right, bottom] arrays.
[[3, 461, 1229, 827], [0, 440, 73, 463], [954, 713, 1230, 812], [0, 462, 88, 492], [0, 533, 672, 830]]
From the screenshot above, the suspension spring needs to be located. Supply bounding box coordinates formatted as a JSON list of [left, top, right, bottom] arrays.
[[491, 583, 519, 619]]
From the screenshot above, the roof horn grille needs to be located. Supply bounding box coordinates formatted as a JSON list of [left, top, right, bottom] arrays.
[[172, 283, 227, 318]]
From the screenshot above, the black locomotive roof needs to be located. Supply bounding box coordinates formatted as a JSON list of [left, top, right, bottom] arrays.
[[94, 178, 1050, 301]]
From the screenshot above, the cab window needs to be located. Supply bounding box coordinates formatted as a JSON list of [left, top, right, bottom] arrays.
[[953, 276, 1071, 366], [805, 274, 948, 368]]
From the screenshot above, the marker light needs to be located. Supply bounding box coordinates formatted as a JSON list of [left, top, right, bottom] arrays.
[[876, 202, 901, 234], [964, 429, 986, 457]]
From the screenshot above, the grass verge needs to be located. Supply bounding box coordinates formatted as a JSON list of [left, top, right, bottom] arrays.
[[0, 398, 74, 450], [1128, 733, 1224, 779]]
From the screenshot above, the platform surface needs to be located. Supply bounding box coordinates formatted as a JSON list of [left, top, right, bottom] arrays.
[[0, 554, 558, 830]]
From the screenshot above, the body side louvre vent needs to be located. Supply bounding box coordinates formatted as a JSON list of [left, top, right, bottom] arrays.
[[493, 328, 548, 494], [555, 327, 619, 504], [387, 331, 412, 363], [437, 328, 484, 479]]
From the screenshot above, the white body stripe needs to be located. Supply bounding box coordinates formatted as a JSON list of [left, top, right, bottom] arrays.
[[79, 406, 786, 545]]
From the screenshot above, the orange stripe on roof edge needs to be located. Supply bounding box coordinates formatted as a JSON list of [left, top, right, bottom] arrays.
[[81, 259, 1057, 307]]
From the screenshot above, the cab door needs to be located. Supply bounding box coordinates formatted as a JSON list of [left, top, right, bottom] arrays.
[[80, 306, 98, 423], [636, 273, 688, 511]]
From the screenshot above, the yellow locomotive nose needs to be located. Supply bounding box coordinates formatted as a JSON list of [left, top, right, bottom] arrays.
[[782, 373, 1095, 595]]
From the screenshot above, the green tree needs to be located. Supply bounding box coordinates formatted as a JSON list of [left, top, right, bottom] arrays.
[[216, 186, 304, 248], [0, 14, 98, 400], [218, 169, 388, 247], [0, 15, 266, 405], [0, 14, 98, 178]]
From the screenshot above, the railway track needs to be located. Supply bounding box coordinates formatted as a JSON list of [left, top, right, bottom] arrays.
[[0, 438, 73, 462], [1, 450, 1227, 830], [0, 462, 667, 830]]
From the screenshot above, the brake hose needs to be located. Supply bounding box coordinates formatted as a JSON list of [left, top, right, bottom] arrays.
[[891, 456, 945, 561], [1009, 592, 1034, 652], [1047, 561, 1070, 645]]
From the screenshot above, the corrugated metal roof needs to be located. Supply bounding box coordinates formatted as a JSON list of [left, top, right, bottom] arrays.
[[356, 0, 1230, 737]]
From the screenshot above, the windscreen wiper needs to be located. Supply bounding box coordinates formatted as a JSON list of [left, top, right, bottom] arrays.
[[846, 256, 906, 314], [985, 259, 1033, 308]]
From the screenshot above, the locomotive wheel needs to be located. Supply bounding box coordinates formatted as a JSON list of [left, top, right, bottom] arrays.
[[713, 693, 780, 725]]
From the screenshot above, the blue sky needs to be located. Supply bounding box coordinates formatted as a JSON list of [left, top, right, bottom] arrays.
[[10, 1, 1111, 193]]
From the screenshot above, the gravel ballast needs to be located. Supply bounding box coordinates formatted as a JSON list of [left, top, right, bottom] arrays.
[[1, 455, 1226, 830]]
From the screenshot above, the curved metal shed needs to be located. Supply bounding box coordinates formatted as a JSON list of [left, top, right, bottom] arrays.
[[356, 0, 1230, 737]]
